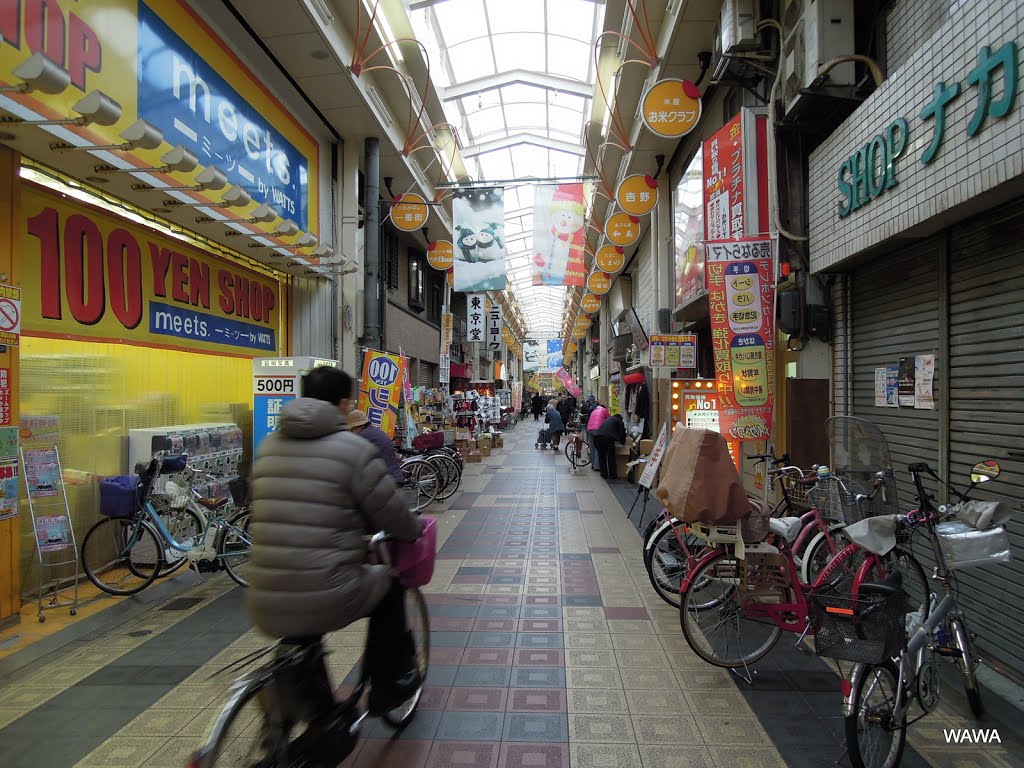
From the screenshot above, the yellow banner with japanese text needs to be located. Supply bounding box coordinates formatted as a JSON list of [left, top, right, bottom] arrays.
[[356, 350, 405, 438]]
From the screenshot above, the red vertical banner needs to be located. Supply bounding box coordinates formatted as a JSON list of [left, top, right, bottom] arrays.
[[703, 114, 744, 242], [706, 237, 775, 442]]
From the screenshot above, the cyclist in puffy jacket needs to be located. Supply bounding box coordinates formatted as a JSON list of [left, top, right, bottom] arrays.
[[247, 366, 424, 715]]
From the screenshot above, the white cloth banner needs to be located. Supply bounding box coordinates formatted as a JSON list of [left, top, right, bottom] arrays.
[[487, 305, 503, 354], [466, 294, 486, 344], [453, 188, 506, 292]]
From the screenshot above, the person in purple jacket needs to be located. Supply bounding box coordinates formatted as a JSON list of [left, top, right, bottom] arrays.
[[348, 409, 405, 484]]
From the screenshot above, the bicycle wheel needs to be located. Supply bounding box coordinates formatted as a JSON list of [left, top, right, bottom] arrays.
[[381, 587, 431, 728], [949, 616, 984, 717], [81, 518, 163, 596], [431, 455, 462, 502], [190, 677, 292, 768], [645, 523, 705, 607], [845, 661, 907, 768], [400, 460, 439, 512], [152, 504, 204, 578], [568, 436, 590, 467], [882, 546, 930, 627], [679, 550, 782, 668], [220, 508, 254, 588], [800, 524, 853, 585]]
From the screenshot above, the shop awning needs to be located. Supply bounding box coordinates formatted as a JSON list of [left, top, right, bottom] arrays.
[[450, 363, 470, 378]]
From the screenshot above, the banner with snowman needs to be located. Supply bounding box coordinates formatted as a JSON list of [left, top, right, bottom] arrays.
[[532, 184, 587, 286], [452, 187, 507, 292]]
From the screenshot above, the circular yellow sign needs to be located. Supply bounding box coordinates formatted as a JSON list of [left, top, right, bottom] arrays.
[[596, 245, 625, 274], [606, 212, 641, 246], [567, 342, 578, 355], [615, 175, 659, 216], [641, 79, 702, 138], [587, 271, 612, 295], [390, 193, 428, 231], [573, 327, 588, 339], [446, 268, 454, 288], [427, 240, 454, 270], [581, 293, 601, 313]]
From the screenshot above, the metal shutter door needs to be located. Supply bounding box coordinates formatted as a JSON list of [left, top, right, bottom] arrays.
[[948, 199, 1024, 677], [851, 240, 942, 509], [418, 359, 434, 388]]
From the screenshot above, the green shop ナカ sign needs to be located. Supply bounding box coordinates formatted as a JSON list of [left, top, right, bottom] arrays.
[[837, 42, 1018, 218]]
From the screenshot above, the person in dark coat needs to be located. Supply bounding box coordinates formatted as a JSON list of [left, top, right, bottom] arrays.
[[557, 395, 573, 426], [544, 404, 565, 449], [580, 395, 596, 424], [593, 413, 627, 479], [531, 392, 544, 420]]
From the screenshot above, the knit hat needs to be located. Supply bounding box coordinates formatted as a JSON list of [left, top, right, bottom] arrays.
[[549, 184, 585, 214]]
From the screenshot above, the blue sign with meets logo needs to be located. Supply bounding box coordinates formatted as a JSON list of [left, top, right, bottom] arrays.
[[137, 3, 310, 230], [149, 301, 276, 351]]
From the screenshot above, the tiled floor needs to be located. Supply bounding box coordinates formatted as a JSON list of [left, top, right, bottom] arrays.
[[0, 426, 1022, 767]]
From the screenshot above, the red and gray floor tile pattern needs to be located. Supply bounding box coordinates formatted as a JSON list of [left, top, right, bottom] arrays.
[[0, 427, 1021, 767]]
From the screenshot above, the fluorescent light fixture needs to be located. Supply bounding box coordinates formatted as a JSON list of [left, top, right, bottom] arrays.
[[306, 0, 334, 25], [1, 52, 71, 95]]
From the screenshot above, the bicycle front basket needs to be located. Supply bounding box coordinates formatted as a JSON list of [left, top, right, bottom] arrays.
[[810, 589, 906, 665]]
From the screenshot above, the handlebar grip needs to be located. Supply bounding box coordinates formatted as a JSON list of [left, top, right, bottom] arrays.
[[746, 454, 774, 461], [907, 462, 931, 473]]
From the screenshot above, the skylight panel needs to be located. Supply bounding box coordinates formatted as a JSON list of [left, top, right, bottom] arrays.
[[434, 2, 490, 45]]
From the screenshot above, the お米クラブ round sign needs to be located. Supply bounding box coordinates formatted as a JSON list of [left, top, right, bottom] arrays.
[[605, 212, 640, 246], [390, 194, 428, 231], [427, 240, 454, 270], [581, 293, 601, 313], [641, 79, 702, 138], [615, 175, 659, 216], [596, 245, 625, 274], [587, 271, 612, 295]]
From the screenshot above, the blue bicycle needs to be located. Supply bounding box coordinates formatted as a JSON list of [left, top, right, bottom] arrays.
[[81, 454, 254, 595]]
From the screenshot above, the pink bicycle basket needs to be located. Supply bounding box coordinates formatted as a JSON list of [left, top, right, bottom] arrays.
[[390, 516, 437, 588]]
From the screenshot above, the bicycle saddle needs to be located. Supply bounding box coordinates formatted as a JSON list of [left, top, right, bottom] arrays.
[[768, 516, 803, 543], [196, 496, 229, 511]]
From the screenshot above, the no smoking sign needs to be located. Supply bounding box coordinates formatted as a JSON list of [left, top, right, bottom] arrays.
[[0, 285, 21, 347]]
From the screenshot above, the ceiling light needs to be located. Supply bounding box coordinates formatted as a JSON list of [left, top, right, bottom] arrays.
[[1, 52, 71, 95]]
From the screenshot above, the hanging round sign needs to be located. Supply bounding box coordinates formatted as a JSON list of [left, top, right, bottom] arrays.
[[427, 240, 454, 270], [574, 315, 591, 328], [573, 327, 588, 339], [641, 79, 702, 138], [596, 245, 625, 274], [615, 175, 659, 216], [587, 271, 612, 295], [581, 293, 601, 313], [446, 267, 454, 288], [605, 212, 641, 246], [567, 342, 578, 356], [390, 193, 428, 231]]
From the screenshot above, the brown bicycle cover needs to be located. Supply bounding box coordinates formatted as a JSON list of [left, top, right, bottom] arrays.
[[654, 427, 751, 525]]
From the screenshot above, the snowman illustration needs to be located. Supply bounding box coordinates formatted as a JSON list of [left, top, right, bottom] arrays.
[[533, 184, 586, 286]]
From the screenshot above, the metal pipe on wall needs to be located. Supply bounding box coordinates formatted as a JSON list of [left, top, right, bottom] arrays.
[[363, 137, 381, 350]]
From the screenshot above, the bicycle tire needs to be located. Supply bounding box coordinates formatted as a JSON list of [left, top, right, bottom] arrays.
[[219, 508, 254, 588], [882, 546, 930, 628], [430, 455, 463, 502], [190, 675, 292, 768], [380, 587, 431, 728], [679, 550, 783, 668], [81, 518, 163, 596], [153, 505, 204, 578], [950, 616, 984, 717], [800, 524, 853, 585], [844, 661, 907, 768], [401, 460, 439, 512], [645, 523, 705, 608]]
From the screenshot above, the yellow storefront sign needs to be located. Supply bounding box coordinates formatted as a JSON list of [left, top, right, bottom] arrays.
[[581, 294, 601, 313], [427, 240, 454, 270], [21, 183, 281, 356], [587, 271, 612, 295], [595, 245, 625, 274], [0, 0, 320, 239], [605, 211, 640, 246], [615, 175, 659, 216], [356, 350, 405, 437], [391, 194, 429, 232], [641, 79, 702, 138]]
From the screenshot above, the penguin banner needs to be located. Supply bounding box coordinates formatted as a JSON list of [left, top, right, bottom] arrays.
[[452, 187, 507, 292], [532, 183, 587, 286]]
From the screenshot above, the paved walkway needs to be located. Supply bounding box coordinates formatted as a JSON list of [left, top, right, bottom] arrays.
[[0, 425, 1020, 767]]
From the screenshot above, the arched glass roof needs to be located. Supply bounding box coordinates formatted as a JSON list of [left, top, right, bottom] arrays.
[[408, 0, 604, 340]]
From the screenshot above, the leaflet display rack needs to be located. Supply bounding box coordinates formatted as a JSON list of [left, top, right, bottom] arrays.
[[21, 446, 79, 622]]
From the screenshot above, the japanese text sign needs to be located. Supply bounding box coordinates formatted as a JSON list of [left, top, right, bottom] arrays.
[[390, 194, 429, 232], [706, 237, 775, 441], [466, 294, 486, 343], [704, 114, 744, 241], [357, 351, 405, 438], [428, 240, 455, 270], [615, 175, 659, 217], [0, 285, 21, 347], [487, 304, 503, 353], [606, 212, 641, 247], [641, 79, 702, 138], [648, 334, 697, 368]]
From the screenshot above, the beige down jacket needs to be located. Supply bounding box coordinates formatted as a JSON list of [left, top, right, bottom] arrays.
[[246, 397, 423, 638]]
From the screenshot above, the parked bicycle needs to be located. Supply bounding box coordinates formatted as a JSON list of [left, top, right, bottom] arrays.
[[81, 454, 253, 595], [840, 460, 1009, 768], [189, 526, 434, 768], [564, 426, 591, 471]]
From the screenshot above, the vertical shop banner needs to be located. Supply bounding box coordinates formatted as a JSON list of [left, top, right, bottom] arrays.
[[532, 184, 587, 286], [356, 351, 405, 438], [21, 185, 281, 356], [511, 382, 524, 411], [487, 305, 503, 354], [466, 295, 486, 344], [649, 334, 697, 368], [703, 109, 769, 242], [440, 312, 454, 387], [0, 368, 10, 425], [915, 355, 935, 410], [706, 237, 775, 441], [0, 1, 319, 237], [452, 188, 506, 292], [608, 383, 622, 416], [523, 340, 542, 372], [555, 368, 573, 391], [546, 340, 564, 371]]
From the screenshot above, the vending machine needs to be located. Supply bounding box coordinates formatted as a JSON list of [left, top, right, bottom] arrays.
[[252, 357, 339, 454]]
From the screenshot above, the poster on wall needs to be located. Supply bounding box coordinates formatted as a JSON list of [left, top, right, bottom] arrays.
[[356, 350, 405, 437], [452, 188, 506, 292], [885, 365, 899, 407], [915, 355, 936, 410], [898, 357, 916, 407], [649, 334, 697, 368], [24, 449, 60, 498], [706, 237, 775, 441], [609, 383, 622, 416], [21, 185, 281, 357], [523, 340, 542, 372], [0, 459, 18, 521], [532, 184, 587, 286], [874, 368, 887, 407], [546, 340, 564, 371]]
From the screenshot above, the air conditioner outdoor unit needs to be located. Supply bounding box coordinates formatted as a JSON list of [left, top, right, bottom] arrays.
[[712, 0, 759, 82], [781, 0, 856, 115]]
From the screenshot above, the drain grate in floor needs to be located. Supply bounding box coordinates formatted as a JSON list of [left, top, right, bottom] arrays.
[[160, 597, 205, 612]]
